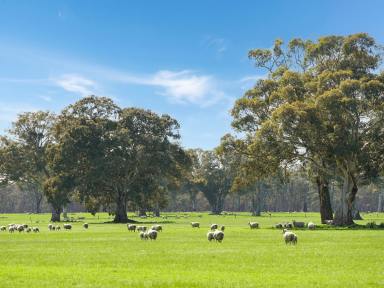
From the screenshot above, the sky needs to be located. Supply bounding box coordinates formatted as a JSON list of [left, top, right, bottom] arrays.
[[0, 0, 384, 149]]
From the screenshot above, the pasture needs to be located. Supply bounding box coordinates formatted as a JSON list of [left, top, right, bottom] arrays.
[[0, 212, 383, 288]]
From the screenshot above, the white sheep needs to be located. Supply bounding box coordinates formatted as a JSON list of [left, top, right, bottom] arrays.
[[210, 224, 218, 230], [137, 226, 147, 232], [22, 224, 28, 229], [17, 225, 24, 232], [26, 227, 32, 233], [191, 222, 200, 228], [282, 229, 298, 245], [8, 226, 15, 233], [249, 222, 259, 229], [63, 224, 72, 230], [151, 225, 162, 232], [207, 231, 215, 242], [127, 224, 136, 232], [32, 227, 40, 233], [0, 226, 6, 231], [307, 222, 316, 230], [147, 229, 158, 240], [139, 231, 148, 240], [213, 230, 224, 242]]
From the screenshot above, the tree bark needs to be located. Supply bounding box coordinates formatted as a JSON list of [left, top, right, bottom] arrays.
[[333, 171, 357, 226], [352, 200, 363, 220], [51, 206, 61, 222], [316, 177, 333, 224], [113, 191, 128, 223], [378, 193, 384, 212]]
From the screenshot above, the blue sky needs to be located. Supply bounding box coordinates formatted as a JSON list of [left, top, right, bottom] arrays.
[[1, 0, 383, 149]]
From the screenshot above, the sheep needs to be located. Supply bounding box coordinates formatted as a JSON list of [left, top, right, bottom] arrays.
[[213, 230, 224, 243], [8, 226, 15, 233], [51, 226, 56, 231], [249, 222, 259, 229], [147, 229, 158, 240], [26, 227, 32, 233], [137, 226, 147, 232], [63, 224, 72, 230], [307, 222, 316, 230], [207, 231, 215, 242], [23, 224, 28, 229], [139, 231, 148, 240], [127, 224, 136, 232], [283, 223, 293, 229], [275, 223, 283, 229], [293, 220, 305, 228], [0, 226, 6, 231], [282, 229, 298, 245], [32, 227, 39, 233], [56, 226, 61, 231], [151, 225, 162, 232], [210, 224, 218, 230], [48, 224, 53, 231], [191, 222, 200, 228], [17, 225, 24, 232], [220, 225, 225, 231], [83, 223, 89, 229]]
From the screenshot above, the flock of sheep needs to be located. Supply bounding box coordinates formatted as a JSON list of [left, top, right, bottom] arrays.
[[1, 219, 318, 245]]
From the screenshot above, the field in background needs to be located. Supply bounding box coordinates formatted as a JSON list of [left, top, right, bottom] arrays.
[[0, 212, 383, 288]]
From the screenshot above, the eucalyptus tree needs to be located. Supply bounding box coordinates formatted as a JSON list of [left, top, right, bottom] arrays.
[[230, 33, 384, 225], [50, 96, 189, 222]]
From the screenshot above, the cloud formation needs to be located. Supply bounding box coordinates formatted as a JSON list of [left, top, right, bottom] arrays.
[[54, 74, 97, 96]]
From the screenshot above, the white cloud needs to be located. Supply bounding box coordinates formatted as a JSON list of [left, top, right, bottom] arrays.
[[54, 74, 97, 96], [203, 36, 228, 54]]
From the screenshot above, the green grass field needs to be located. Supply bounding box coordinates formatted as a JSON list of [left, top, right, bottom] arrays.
[[0, 212, 383, 288]]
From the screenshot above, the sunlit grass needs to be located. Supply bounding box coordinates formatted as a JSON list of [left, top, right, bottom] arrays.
[[0, 212, 383, 287]]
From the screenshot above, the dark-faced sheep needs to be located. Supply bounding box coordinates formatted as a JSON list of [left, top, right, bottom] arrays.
[[63, 224, 72, 230], [83, 223, 89, 229], [210, 224, 218, 230], [151, 225, 162, 232], [127, 224, 136, 232], [191, 222, 200, 228], [213, 230, 224, 243]]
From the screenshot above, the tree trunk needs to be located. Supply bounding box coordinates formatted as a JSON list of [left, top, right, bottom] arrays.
[[51, 206, 61, 222], [333, 172, 357, 226], [251, 186, 262, 216], [113, 192, 128, 223], [316, 177, 334, 224], [153, 202, 160, 217], [352, 200, 363, 220], [378, 193, 384, 212]]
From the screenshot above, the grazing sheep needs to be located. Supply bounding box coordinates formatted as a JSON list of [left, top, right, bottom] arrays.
[[307, 222, 316, 230], [137, 226, 147, 232], [32, 227, 40, 233], [63, 224, 72, 230], [56, 226, 61, 231], [23, 224, 28, 229], [26, 227, 32, 233], [207, 231, 215, 242], [151, 225, 162, 232], [191, 222, 200, 228], [220, 225, 225, 231], [249, 222, 259, 229], [139, 231, 148, 240], [83, 223, 89, 229], [213, 230, 224, 243], [8, 226, 15, 233], [52, 226, 56, 231], [283, 223, 293, 229], [147, 229, 158, 240], [275, 223, 283, 229], [210, 224, 218, 230], [17, 225, 24, 232], [48, 224, 53, 231], [127, 224, 136, 232], [0, 226, 6, 231], [293, 220, 305, 228], [282, 229, 298, 245]]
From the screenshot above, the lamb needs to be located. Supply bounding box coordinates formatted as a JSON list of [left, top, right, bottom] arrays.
[[56, 226, 61, 231], [191, 222, 200, 228], [0, 226, 6, 231], [127, 224, 136, 232], [282, 229, 298, 245], [139, 231, 148, 240], [213, 230, 224, 243], [32, 227, 40, 233], [210, 224, 218, 230], [48, 224, 53, 231], [83, 223, 89, 229], [293, 220, 305, 228], [249, 222, 259, 229], [63, 224, 72, 230], [207, 231, 215, 242], [137, 226, 147, 232], [146, 229, 158, 240], [151, 225, 162, 232], [220, 225, 225, 231], [307, 222, 316, 230]]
